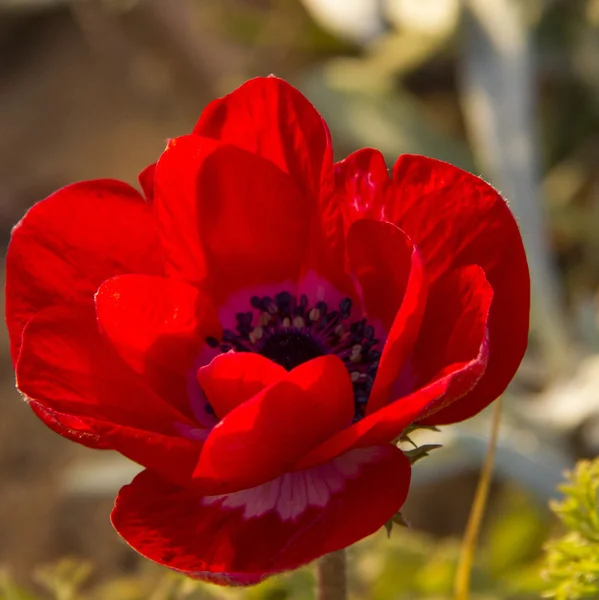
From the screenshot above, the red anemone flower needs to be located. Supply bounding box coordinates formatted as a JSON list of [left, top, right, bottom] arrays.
[[5, 76, 529, 585]]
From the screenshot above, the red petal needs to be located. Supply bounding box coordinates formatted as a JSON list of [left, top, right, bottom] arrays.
[[154, 135, 313, 300], [29, 402, 111, 450], [194, 76, 332, 200], [5, 179, 162, 364], [138, 163, 156, 203], [409, 266, 493, 393], [95, 275, 220, 418], [112, 445, 410, 585], [81, 416, 200, 486], [298, 361, 487, 471], [193, 355, 354, 494], [346, 219, 421, 330], [334, 148, 389, 223], [307, 364, 487, 472], [326, 149, 389, 282], [16, 306, 190, 434], [28, 402, 200, 485], [351, 225, 427, 415], [295, 266, 492, 469], [385, 155, 529, 421], [197, 353, 286, 419], [152, 136, 215, 285]]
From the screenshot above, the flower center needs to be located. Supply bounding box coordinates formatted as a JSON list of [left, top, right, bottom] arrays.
[[206, 290, 383, 419], [259, 331, 325, 371]]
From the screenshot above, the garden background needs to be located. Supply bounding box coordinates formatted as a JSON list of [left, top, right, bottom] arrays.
[[1, 1, 599, 598]]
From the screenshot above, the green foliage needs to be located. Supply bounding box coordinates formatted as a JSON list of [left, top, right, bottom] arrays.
[[543, 459, 599, 599]]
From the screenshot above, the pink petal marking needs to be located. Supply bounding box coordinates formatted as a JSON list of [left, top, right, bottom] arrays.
[[202, 447, 384, 521]]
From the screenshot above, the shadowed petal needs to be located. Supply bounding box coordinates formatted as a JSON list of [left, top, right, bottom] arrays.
[[96, 275, 220, 419], [197, 353, 287, 419], [193, 356, 354, 495], [16, 306, 190, 433]]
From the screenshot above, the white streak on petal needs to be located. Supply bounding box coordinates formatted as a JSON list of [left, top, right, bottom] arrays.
[[202, 494, 221, 507], [305, 469, 330, 508], [245, 477, 280, 519], [323, 464, 346, 494], [277, 473, 295, 521], [262, 477, 282, 515], [221, 492, 245, 510], [201, 447, 383, 522], [287, 470, 308, 520], [240, 483, 265, 518]]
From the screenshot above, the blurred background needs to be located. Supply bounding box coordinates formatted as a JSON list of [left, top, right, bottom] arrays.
[[1, 0, 599, 598]]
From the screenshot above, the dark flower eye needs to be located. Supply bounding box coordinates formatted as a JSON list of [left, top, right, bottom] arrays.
[[206, 290, 381, 421]]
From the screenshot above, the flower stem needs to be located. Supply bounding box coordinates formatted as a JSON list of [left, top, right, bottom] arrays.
[[316, 549, 347, 600], [454, 397, 502, 600]]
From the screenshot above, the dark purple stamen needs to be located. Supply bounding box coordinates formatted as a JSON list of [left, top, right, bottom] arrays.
[[208, 291, 382, 420]]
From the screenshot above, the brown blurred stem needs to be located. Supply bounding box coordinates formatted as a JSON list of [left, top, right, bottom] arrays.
[[316, 550, 347, 600]]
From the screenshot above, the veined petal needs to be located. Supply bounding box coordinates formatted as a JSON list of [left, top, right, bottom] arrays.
[[112, 445, 409, 585], [385, 155, 529, 421]]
